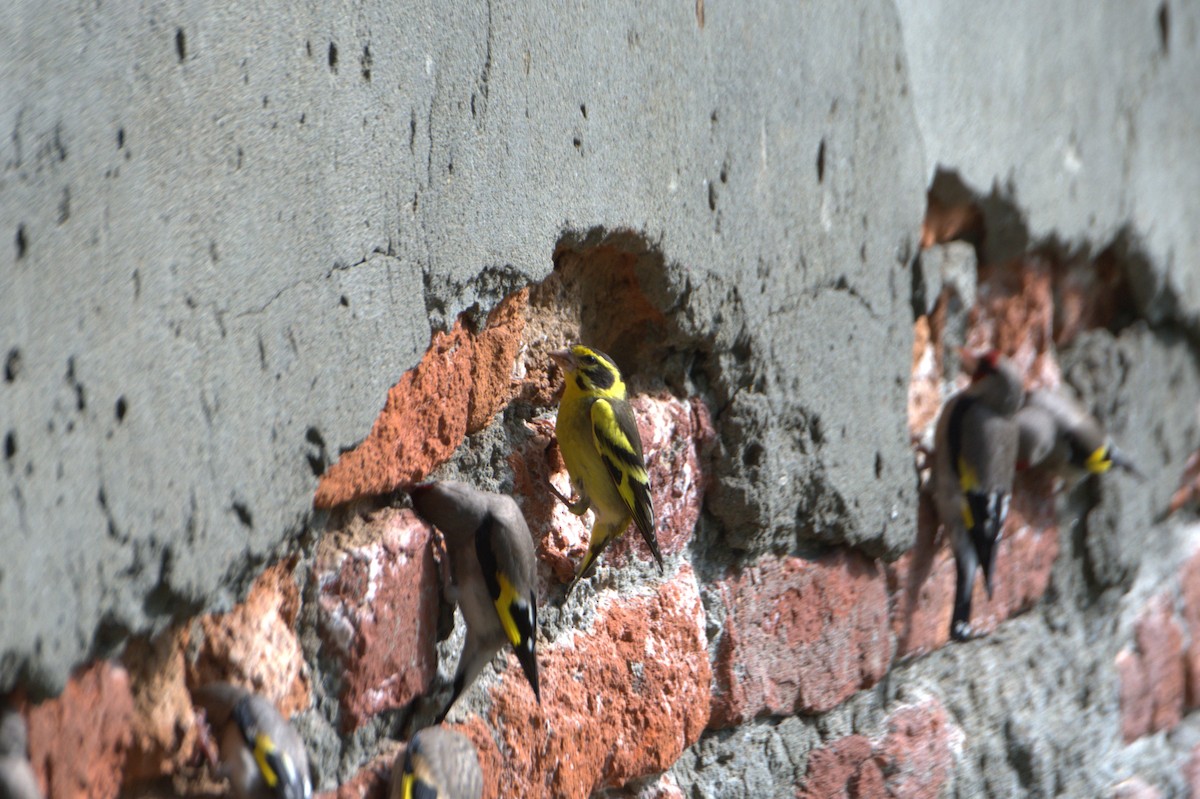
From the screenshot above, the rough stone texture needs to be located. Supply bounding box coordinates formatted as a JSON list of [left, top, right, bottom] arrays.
[[313, 749, 395, 799], [315, 508, 439, 731], [455, 568, 710, 799], [26, 662, 134, 799], [187, 559, 310, 716], [711, 550, 892, 727]]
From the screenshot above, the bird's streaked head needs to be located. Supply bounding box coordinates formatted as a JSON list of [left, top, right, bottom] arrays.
[[550, 344, 626, 398]]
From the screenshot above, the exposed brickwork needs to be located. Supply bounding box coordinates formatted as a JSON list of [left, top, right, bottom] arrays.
[[314, 290, 527, 509], [315, 508, 440, 731], [452, 567, 710, 799], [122, 626, 198, 782], [188, 559, 310, 716], [26, 662, 134, 799], [795, 697, 958, 799], [711, 550, 893, 727], [1119, 593, 1186, 742]]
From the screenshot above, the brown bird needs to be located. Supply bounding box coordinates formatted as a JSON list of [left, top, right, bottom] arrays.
[[193, 683, 311, 799], [390, 726, 482, 799], [933, 350, 1024, 641]]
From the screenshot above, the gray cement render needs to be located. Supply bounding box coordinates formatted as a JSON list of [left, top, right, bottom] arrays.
[[2, 0, 1200, 795]]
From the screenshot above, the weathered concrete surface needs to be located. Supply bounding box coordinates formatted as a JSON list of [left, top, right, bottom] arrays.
[[896, 1, 1200, 326], [3, 1, 1200, 798], [0, 0, 922, 693]]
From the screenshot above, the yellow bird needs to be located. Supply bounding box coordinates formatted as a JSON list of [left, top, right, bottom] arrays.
[[549, 345, 662, 592]]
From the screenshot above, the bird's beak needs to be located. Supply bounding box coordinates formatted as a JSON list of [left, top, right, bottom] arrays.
[[515, 645, 541, 705], [549, 349, 574, 371]]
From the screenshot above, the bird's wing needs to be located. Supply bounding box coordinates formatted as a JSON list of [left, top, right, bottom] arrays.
[[474, 515, 535, 651], [589, 398, 656, 542]]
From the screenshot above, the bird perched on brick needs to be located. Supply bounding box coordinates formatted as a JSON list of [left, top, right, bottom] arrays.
[[1016, 386, 1141, 483], [0, 703, 42, 799], [410, 481, 540, 719], [549, 345, 661, 592], [933, 350, 1024, 641], [193, 682, 311, 799], [390, 726, 482, 799]]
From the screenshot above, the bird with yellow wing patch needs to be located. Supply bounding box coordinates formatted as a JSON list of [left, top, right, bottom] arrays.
[[549, 344, 662, 593]]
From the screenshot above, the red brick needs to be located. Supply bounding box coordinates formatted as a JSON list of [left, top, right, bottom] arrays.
[[26, 662, 134, 799], [795, 697, 958, 799], [712, 550, 893, 727], [1117, 648, 1152, 743], [316, 508, 439, 731], [967, 257, 1060, 386], [511, 396, 713, 585], [795, 735, 882, 799], [122, 626, 199, 782], [452, 567, 710, 799], [1184, 550, 1200, 708], [1166, 450, 1200, 519], [1140, 595, 1185, 734], [907, 315, 942, 442], [875, 698, 958, 799], [1118, 593, 1186, 742], [1051, 251, 1136, 348], [314, 290, 526, 509], [188, 559, 310, 716]]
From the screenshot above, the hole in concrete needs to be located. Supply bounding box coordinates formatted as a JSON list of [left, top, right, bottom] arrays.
[[708, 181, 717, 211], [874, 452, 883, 479], [4, 348, 19, 382], [115, 396, 127, 422], [743, 442, 764, 469], [816, 138, 826, 183], [3, 431, 15, 460], [305, 40, 312, 58], [361, 44, 372, 82], [15, 225, 27, 260], [580, 103, 587, 118], [175, 28, 186, 61], [66, 356, 86, 411], [339, 295, 349, 307], [232, 502, 254, 528], [572, 137, 582, 150], [116, 128, 125, 149], [306, 426, 328, 477], [328, 42, 338, 72], [1158, 2, 1170, 54]]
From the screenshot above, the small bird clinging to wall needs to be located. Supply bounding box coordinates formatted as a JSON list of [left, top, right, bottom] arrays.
[[390, 725, 483, 799], [0, 703, 42, 799], [933, 350, 1025, 641], [410, 481, 540, 720], [193, 682, 312, 799], [1016, 385, 1141, 483], [549, 344, 662, 593]]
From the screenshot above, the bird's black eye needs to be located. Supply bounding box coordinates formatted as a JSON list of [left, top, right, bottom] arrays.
[[582, 354, 597, 365]]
